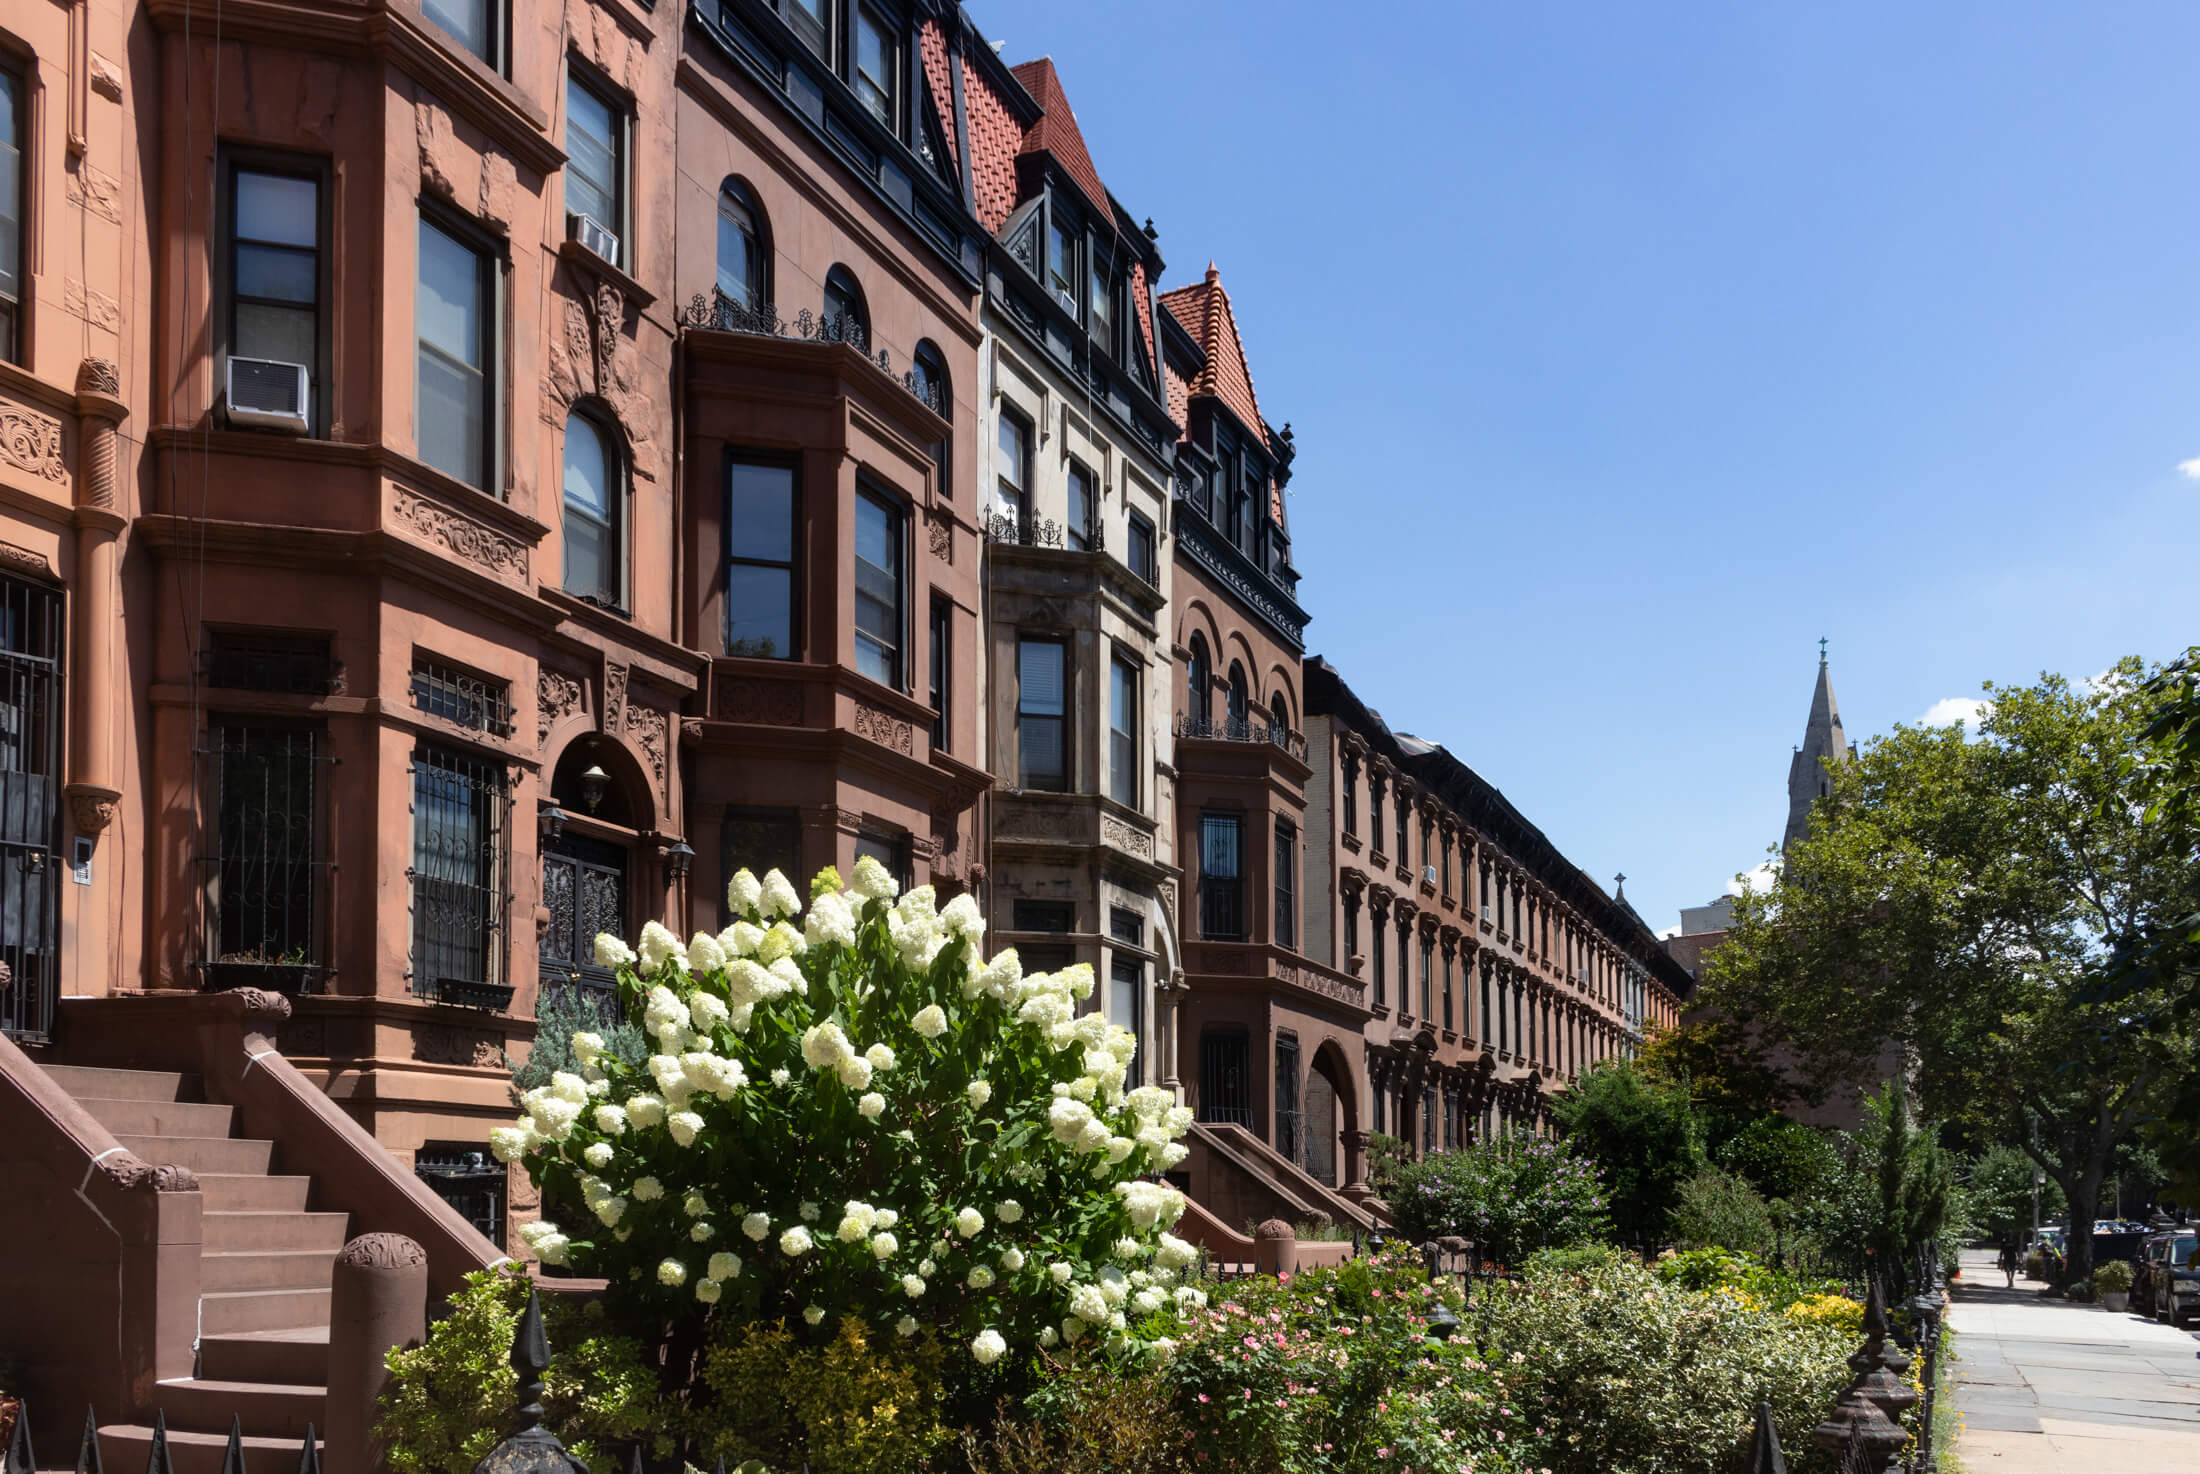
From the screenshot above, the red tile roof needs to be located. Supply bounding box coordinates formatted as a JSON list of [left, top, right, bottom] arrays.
[[1159, 265, 1267, 452], [961, 56, 1024, 234], [919, 20, 958, 178], [1008, 58, 1111, 224]]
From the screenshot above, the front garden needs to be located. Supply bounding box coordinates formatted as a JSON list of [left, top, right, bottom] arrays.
[[376, 863, 1897, 1474]]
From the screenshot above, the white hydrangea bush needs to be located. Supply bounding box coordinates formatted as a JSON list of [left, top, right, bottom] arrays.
[[499, 859, 1203, 1365]]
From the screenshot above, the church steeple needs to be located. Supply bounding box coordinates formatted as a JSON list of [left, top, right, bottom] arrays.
[[1784, 641, 1851, 853]]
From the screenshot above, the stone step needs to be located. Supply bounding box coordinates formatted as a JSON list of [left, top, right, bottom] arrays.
[[41, 1064, 202, 1102], [199, 1173, 314, 1212], [201, 1250, 338, 1293], [113, 1133, 272, 1175], [151, 1379, 328, 1441], [199, 1287, 331, 1336], [76, 1096, 236, 1139], [204, 1211, 349, 1254], [198, 1328, 329, 1386], [97, 1422, 320, 1474]]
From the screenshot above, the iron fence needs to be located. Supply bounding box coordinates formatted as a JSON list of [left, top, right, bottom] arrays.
[[1175, 711, 1307, 760]]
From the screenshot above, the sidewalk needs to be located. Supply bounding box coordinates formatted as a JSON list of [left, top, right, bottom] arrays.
[[1946, 1246, 2200, 1472]]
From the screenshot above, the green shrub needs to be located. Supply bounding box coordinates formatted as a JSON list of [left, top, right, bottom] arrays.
[[1670, 1167, 1777, 1257], [1386, 1135, 1610, 1265], [1716, 1115, 1839, 1203], [377, 1270, 671, 1474], [692, 1319, 953, 1474], [1473, 1257, 1854, 1474], [507, 989, 649, 1099], [962, 1360, 1189, 1474], [2092, 1260, 2134, 1294], [1651, 1246, 1847, 1316], [1523, 1242, 1634, 1278], [1549, 1061, 1703, 1248]]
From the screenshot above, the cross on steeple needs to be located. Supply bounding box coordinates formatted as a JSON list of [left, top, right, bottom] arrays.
[[1818, 636, 1828, 666], [1614, 872, 1627, 897]]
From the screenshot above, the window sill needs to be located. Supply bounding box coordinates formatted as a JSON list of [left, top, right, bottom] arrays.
[[556, 238, 658, 310]]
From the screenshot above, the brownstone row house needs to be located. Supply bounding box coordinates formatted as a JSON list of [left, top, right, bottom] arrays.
[[0, 0, 1687, 1454]]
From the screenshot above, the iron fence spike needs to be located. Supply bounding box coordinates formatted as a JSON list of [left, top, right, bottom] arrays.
[[219, 1416, 247, 1474], [3, 1394, 34, 1474], [295, 1425, 318, 1474], [1745, 1400, 1788, 1474], [77, 1406, 104, 1474], [145, 1410, 173, 1474]]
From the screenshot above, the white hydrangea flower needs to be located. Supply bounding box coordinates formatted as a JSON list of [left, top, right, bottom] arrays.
[[800, 1201, 821, 1221], [995, 1198, 1025, 1224], [756, 921, 803, 965], [569, 1032, 605, 1067], [1154, 1234, 1196, 1271], [967, 1265, 995, 1289], [858, 1092, 886, 1119], [865, 1043, 896, 1072], [875, 1208, 899, 1229], [688, 991, 730, 1034], [900, 1273, 927, 1298], [695, 1278, 722, 1305], [743, 1213, 771, 1242], [594, 933, 638, 971], [970, 1329, 1006, 1365], [1096, 1267, 1130, 1306], [1037, 1325, 1059, 1348], [941, 892, 984, 943], [667, 1111, 704, 1147], [758, 869, 802, 918], [632, 1176, 664, 1202], [836, 1202, 877, 1242], [897, 1315, 919, 1339], [1158, 1142, 1189, 1169], [592, 1104, 627, 1136], [690, 1222, 715, 1243], [802, 1304, 825, 1326], [780, 1226, 813, 1257], [687, 932, 728, 974], [1113, 1180, 1186, 1232], [851, 854, 899, 901], [1068, 1284, 1109, 1323], [583, 1141, 613, 1169], [726, 868, 763, 914], [835, 1054, 874, 1090], [919, 1258, 937, 1277], [801, 1021, 853, 1071], [870, 1231, 899, 1260], [723, 920, 764, 958], [644, 987, 688, 1041], [1106, 1137, 1137, 1165], [1173, 1285, 1206, 1309], [626, 1094, 666, 1128], [911, 1004, 948, 1039], [770, 1068, 792, 1086], [708, 1251, 742, 1281], [1061, 1316, 1085, 1345], [967, 1079, 993, 1109], [1060, 963, 1096, 1001], [656, 1258, 686, 1287], [1000, 1247, 1025, 1272], [683, 1190, 709, 1218], [804, 891, 857, 949], [955, 1206, 985, 1238], [593, 1197, 627, 1228], [637, 921, 684, 975], [1049, 1262, 1074, 1285], [489, 1126, 531, 1163]]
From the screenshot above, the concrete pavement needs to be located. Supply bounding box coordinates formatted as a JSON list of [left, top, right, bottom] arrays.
[[1946, 1246, 2200, 1473]]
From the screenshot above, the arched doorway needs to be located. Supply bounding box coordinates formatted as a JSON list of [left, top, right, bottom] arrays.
[[1306, 1042, 1354, 1187], [538, 735, 651, 1026]]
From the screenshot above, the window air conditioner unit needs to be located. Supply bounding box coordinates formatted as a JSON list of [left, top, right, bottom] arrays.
[[1422, 865, 1438, 886], [226, 357, 310, 432], [568, 211, 621, 266], [1055, 286, 1079, 316], [1481, 904, 1492, 921]]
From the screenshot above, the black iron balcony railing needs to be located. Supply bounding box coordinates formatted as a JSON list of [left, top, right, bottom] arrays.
[[679, 286, 944, 415], [1176, 712, 1307, 761]]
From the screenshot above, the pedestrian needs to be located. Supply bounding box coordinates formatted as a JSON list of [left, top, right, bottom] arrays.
[[1998, 1239, 2019, 1287]]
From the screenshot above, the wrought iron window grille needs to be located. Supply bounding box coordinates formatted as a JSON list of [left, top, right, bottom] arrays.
[[981, 509, 1071, 549], [415, 1144, 507, 1251], [1175, 711, 1307, 761], [195, 722, 335, 993], [678, 286, 944, 414], [203, 631, 341, 695], [408, 743, 513, 1011], [0, 574, 63, 1044], [410, 658, 515, 738]]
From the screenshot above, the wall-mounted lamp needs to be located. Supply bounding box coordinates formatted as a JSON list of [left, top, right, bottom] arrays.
[[662, 840, 695, 879], [539, 805, 569, 842], [579, 764, 610, 813]]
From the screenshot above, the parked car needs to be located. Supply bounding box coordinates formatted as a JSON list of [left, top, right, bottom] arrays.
[[2134, 1230, 2199, 1326]]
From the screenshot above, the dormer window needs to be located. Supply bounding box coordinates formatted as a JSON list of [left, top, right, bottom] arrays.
[[1090, 255, 1116, 357], [852, 5, 902, 137], [1047, 212, 1079, 316]]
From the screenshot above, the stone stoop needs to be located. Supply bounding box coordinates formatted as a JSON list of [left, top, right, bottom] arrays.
[[39, 1064, 334, 1474]]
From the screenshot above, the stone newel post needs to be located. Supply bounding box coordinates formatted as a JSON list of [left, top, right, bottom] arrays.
[[326, 1233, 429, 1474]]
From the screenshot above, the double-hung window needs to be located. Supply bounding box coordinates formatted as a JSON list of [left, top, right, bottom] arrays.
[[0, 66, 20, 363], [780, 0, 830, 58], [726, 459, 796, 659], [562, 412, 620, 605], [1109, 957, 1144, 1088], [928, 597, 951, 751], [1047, 212, 1078, 316], [1108, 654, 1138, 808], [566, 69, 627, 269], [1017, 637, 1067, 791], [1067, 461, 1095, 551], [423, 0, 506, 72], [416, 216, 496, 489], [995, 409, 1032, 529], [1090, 254, 1115, 357], [1274, 819, 1297, 950], [851, 6, 902, 136], [717, 181, 767, 311], [854, 491, 904, 687], [1126, 511, 1157, 585], [227, 160, 325, 431], [1198, 812, 1244, 941]]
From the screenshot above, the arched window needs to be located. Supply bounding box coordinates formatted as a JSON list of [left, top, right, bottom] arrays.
[[1268, 692, 1289, 737], [716, 178, 769, 312], [1186, 635, 1211, 729], [562, 409, 621, 605], [912, 338, 949, 490], [823, 265, 868, 349], [1226, 662, 1249, 727]]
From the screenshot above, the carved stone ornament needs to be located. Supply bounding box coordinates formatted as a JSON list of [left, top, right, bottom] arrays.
[[0, 542, 55, 580], [588, 281, 625, 395], [927, 512, 953, 564], [538, 668, 584, 747], [0, 403, 68, 483], [412, 1025, 502, 1068], [851, 702, 913, 755], [625, 703, 668, 784], [337, 1232, 429, 1269], [602, 661, 629, 734], [1100, 815, 1154, 858], [100, 1151, 200, 1195], [67, 785, 120, 834], [75, 358, 121, 397], [226, 987, 296, 1024], [392, 488, 528, 580], [716, 676, 803, 726]]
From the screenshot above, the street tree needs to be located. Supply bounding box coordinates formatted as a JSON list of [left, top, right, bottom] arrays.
[[1700, 661, 2196, 1287]]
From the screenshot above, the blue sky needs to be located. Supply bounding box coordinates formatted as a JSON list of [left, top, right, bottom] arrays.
[[967, 1, 2200, 932]]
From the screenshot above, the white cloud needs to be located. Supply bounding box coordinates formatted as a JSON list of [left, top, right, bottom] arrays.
[[2178, 457, 2200, 480], [1919, 697, 1992, 731], [1727, 862, 1777, 897]]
